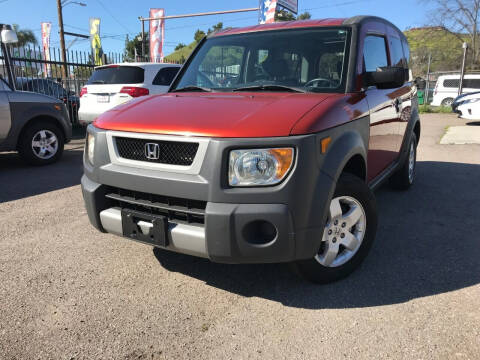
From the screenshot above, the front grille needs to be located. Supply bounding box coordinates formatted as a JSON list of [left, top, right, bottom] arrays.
[[105, 186, 206, 225], [115, 137, 199, 166]]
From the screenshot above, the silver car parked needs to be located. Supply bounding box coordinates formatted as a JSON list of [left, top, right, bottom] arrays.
[[0, 76, 72, 165]]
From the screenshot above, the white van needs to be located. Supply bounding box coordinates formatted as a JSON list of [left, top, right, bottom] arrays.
[[78, 63, 181, 125], [431, 74, 480, 106]]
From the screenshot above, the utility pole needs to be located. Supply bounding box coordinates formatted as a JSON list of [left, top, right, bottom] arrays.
[[459, 42, 468, 96], [425, 53, 431, 105], [141, 20, 145, 60], [56, 0, 68, 78]]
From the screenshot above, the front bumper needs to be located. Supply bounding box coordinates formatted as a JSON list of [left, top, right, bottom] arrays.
[[78, 110, 99, 126], [80, 123, 365, 263], [82, 174, 298, 263]]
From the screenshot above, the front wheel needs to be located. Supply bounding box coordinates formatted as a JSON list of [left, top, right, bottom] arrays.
[[18, 121, 65, 166], [292, 173, 378, 284]]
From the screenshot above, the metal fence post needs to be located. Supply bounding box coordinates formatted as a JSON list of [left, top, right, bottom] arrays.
[[425, 53, 431, 104], [459, 42, 468, 96]]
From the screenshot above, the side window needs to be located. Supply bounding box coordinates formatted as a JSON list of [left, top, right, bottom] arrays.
[[389, 36, 405, 67], [152, 67, 180, 86], [363, 35, 388, 72], [443, 79, 460, 88], [463, 78, 480, 89]]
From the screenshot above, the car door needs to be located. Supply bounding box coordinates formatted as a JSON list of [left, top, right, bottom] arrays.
[[151, 66, 181, 94], [362, 33, 402, 181], [391, 33, 414, 148], [0, 78, 12, 143]]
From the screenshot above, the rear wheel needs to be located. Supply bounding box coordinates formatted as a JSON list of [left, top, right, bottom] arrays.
[[389, 133, 417, 190], [441, 97, 454, 106], [18, 121, 64, 166], [292, 173, 378, 284]]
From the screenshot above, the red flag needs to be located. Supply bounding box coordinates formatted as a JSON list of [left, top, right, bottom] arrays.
[[41, 22, 52, 76], [149, 9, 165, 62]]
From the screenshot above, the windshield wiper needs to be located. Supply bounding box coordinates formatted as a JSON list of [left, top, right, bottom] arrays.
[[90, 80, 105, 84], [171, 85, 212, 93], [232, 84, 306, 93]]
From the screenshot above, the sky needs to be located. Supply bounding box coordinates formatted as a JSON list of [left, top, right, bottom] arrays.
[[1, 0, 435, 56]]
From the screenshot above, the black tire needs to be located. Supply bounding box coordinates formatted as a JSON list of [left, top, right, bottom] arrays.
[[292, 173, 378, 284], [18, 121, 65, 166], [389, 133, 417, 190], [441, 97, 454, 106]]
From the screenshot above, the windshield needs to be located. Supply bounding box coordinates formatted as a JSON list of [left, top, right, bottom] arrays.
[[172, 28, 350, 93]]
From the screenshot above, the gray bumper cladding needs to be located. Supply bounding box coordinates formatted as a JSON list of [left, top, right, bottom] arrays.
[[99, 208, 207, 258]]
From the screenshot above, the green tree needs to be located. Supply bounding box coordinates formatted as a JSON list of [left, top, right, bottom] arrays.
[[194, 29, 206, 43], [297, 12, 312, 20], [124, 32, 149, 61], [207, 22, 223, 35], [275, 9, 296, 22], [12, 24, 37, 47], [175, 43, 187, 51]]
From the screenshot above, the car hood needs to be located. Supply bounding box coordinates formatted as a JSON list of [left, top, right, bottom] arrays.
[[8, 91, 61, 104], [93, 92, 334, 138]]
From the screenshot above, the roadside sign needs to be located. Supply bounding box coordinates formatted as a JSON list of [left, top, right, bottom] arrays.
[[278, 0, 298, 14]]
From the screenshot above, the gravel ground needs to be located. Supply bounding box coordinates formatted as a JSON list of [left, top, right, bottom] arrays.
[[1, 114, 479, 360]]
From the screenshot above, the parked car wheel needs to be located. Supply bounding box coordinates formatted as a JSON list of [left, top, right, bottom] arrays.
[[18, 121, 65, 165], [389, 133, 417, 190], [441, 97, 454, 106], [292, 173, 378, 284]]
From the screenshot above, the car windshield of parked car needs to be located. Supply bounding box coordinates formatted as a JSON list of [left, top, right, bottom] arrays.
[[173, 28, 350, 93]]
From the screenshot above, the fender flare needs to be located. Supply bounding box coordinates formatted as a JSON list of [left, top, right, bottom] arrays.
[[320, 129, 368, 183]]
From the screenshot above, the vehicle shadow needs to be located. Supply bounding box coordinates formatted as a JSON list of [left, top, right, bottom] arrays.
[[153, 160, 480, 308], [466, 121, 480, 126], [0, 146, 84, 203]]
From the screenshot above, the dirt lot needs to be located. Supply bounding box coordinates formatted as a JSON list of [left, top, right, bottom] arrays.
[[1, 114, 479, 360]]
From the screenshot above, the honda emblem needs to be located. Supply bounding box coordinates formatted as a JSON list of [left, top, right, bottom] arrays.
[[145, 143, 160, 160]]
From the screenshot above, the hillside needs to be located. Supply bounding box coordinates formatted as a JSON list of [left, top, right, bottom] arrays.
[[164, 41, 197, 63], [404, 27, 467, 75]]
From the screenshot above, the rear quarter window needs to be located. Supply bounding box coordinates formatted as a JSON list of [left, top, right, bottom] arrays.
[[152, 67, 180, 86], [389, 36, 405, 68], [88, 66, 144, 85]]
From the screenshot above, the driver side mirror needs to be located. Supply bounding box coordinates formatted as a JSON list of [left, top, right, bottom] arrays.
[[364, 66, 406, 89]]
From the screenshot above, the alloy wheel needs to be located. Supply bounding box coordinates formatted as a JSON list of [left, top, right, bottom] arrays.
[[315, 196, 366, 267], [31, 130, 58, 160], [408, 141, 416, 183]]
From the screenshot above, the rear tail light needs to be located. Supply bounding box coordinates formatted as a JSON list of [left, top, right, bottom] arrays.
[[80, 87, 87, 97], [120, 86, 149, 98]]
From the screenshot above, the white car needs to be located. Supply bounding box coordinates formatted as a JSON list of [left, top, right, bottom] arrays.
[[78, 63, 181, 125], [452, 91, 480, 120], [431, 74, 480, 106]]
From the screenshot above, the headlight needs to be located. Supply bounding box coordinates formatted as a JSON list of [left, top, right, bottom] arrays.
[[228, 148, 294, 186], [86, 132, 95, 165]]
